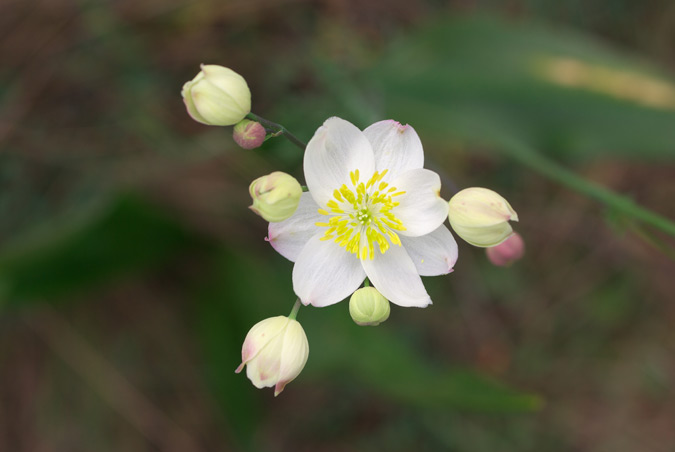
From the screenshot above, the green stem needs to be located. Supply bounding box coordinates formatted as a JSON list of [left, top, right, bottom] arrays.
[[247, 113, 307, 150], [498, 138, 675, 237], [288, 299, 302, 320], [364, 278, 370, 287]]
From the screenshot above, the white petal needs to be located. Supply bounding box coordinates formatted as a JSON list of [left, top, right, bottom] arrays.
[[391, 168, 449, 237], [237, 316, 288, 372], [363, 120, 424, 179], [400, 225, 458, 276], [268, 193, 322, 262], [190, 81, 244, 125], [304, 117, 375, 206], [245, 326, 285, 389], [275, 320, 309, 396], [293, 233, 366, 307], [362, 244, 432, 308]]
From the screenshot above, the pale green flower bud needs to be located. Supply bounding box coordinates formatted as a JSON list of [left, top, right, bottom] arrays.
[[233, 119, 266, 149], [181, 64, 251, 126], [249, 171, 302, 222], [448, 187, 519, 247], [349, 287, 390, 326], [235, 316, 309, 396]]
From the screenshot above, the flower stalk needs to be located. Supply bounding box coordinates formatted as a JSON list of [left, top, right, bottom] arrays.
[[288, 299, 302, 320], [246, 112, 307, 150], [499, 137, 675, 237]]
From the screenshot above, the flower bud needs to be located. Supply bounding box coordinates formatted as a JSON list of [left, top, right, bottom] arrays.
[[349, 287, 390, 326], [181, 64, 251, 126], [448, 187, 519, 247], [233, 119, 266, 149], [486, 232, 525, 267], [249, 171, 302, 222], [235, 316, 309, 396]]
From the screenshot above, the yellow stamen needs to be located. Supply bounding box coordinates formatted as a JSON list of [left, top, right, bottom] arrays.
[[315, 168, 407, 260]]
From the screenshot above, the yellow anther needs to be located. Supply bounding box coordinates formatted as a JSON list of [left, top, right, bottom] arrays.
[[366, 171, 379, 189], [314, 167, 407, 260]]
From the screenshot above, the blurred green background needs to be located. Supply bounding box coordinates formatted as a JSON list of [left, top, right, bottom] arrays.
[[1, 0, 675, 451]]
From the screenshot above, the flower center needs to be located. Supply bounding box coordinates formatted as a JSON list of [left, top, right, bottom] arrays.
[[315, 169, 406, 260]]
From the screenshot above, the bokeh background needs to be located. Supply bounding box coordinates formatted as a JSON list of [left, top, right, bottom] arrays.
[[2, 0, 675, 451]]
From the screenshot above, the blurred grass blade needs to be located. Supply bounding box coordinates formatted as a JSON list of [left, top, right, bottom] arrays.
[[372, 14, 675, 161]]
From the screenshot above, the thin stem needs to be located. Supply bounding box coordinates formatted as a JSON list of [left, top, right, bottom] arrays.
[[498, 138, 675, 237], [288, 299, 302, 320], [247, 113, 307, 150]]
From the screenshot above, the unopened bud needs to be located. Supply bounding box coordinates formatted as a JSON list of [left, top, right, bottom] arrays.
[[349, 287, 390, 326], [236, 316, 309, 396], [233, 120, 266, 149], [448, 187, 519, 247], [249, 171, 302, 222], [486, 232, 525, 266], [181, 64, 251, 126]]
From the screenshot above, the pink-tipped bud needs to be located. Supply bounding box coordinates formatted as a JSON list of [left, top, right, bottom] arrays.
[[236, 316, 309, 396], [486, 232, 525, 267], [233, 119, 266, 149]]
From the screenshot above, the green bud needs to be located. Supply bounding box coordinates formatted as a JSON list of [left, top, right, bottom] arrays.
[[181, 64, 251, 126], [249, 172, 302, 222], [448, 187, 518, 247], [349, 287, 390, 326]]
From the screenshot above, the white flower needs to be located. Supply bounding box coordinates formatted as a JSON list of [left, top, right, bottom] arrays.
[[268, 118, 458, 308]]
